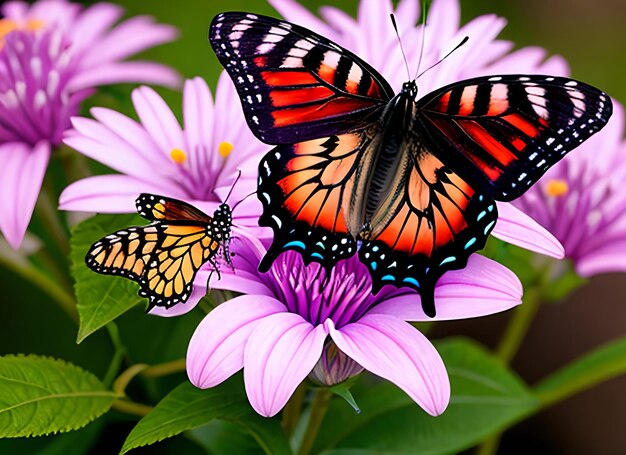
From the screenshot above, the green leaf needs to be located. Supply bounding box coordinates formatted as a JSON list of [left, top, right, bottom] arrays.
[[120, 378, 291, 455], [70, 214, 146, 343], [313, 338, 538, 455], [534, 335, 626, 408], [0, 355, 115, 438]]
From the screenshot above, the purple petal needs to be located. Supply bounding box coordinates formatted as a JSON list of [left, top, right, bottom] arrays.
[[59, 174, 185, 213], [65, 117, 167, 178], [244, 313, 328, 417], [131, 86, 185, 154], [66, 3, 124, 49], [269, 0, 337, 38], [80, 16, 178, 65], [68, 62, 180, 91], [493, 202, 565, 259], [329, 315, 450, 416], [0, 141, 50, 249], [371, 254, 522, 321], [187, 296, 286, 389]]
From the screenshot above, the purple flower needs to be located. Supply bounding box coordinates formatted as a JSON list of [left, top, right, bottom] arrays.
[[268, 0, 569, 260], [186, 237, 522, 417], [0, 0, 179, 248], [513, 102, 626, 277], [60, 74, 269, 229]]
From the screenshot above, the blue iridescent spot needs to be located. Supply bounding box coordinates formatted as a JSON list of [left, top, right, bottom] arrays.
[[403, 277, 420, 288], [484, 220, 496, 235], [371, 262, 377, 270], [487, 204, 494, 212], [464, 237, 476, 249], [479, 195, 484, 201], [311, 252, 324, 260], [440, 256, 456, 266], [477, 210, 486, 221], [315, 241, 325, 250], [284, 240, 306, 250], [382, 275, 395, 281]]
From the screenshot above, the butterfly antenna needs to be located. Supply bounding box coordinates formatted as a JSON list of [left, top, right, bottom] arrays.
[[390, 14, 411, 82], [231, 189, 257, 212], [223, 170, 242, 205], [416, 36, 469, 80], [412, 1, 428, 81]]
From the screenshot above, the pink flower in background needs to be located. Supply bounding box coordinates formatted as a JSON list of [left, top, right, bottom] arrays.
[[187, 237, 522, 417], [0, 0, 179, 249], [60, 74, 270, 230], [514, 102, 626, 277], [269, 0, 568, 260]]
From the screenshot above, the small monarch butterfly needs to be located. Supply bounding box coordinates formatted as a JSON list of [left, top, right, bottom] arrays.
[[85, 194, 233, 309]]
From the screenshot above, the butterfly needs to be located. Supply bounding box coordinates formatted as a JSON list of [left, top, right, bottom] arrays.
[[209, 12, 612, 316], [85, 194, 233, 309]]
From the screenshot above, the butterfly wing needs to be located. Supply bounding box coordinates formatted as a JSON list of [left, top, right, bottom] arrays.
[[209, 12, 394, 144], [416, 75, 612, 201], [257, 132, 372, 272], [135, 194, 212, 224], [358, 148, 497, 317]]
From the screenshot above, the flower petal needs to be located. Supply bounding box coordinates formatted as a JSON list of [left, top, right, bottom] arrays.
[[0, 141, 50, 249], [329, 315, 450, 416], [244, 313, 328, 417], [68, 62, 180, 92], [493, 202, 565, 259], [371, 254, 522, 321], [187, 295, 286, 389], [59, 174, 185, 213]]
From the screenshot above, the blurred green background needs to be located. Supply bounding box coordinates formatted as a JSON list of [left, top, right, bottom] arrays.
[[0, 1, 624, 454]]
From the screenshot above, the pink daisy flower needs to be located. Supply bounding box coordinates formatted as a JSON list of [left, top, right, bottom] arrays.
[[268, 0, 569, 259], [187, 237, 523, 417], [0, 0, 179, 249], [514, 101, 626, 277], [60, 74, 268, 228]]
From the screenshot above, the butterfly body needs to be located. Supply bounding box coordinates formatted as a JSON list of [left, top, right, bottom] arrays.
[[86, 195, 233, 309], [210, 12, 612, 316]]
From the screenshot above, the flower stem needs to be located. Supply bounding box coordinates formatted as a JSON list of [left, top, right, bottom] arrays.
[[282, 382, 307, 437], [298, 388, 332, 455], [474, 433, 501, 455], [0, 253, 78, 322], [103, 323, 128, 388], [111, 398, 153, 417], [495, 286, 542, 364], [141, 358, 186, 378]]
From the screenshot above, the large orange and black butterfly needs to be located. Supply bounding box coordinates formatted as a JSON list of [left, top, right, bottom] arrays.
[[210, 12, 612, 316], [85, 194, 233, 309]]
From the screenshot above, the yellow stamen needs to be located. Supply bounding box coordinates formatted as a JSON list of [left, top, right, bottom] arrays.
[[218, 141, 234, 157], [25, 19, 45, 31], [0, 19, 45, 51], [545, 179, 569, 197], [170, 148, 187, 164]]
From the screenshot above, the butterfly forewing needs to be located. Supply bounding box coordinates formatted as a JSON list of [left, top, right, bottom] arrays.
[[417, 75, 612, 201], [210, 12, 394, 144], [86, 195, 232, 309]]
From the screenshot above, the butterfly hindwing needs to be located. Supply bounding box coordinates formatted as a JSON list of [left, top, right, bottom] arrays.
[[86, 195, 232, 309], [209, 12, 394, 144], [359, 152, 498, 316], [257, 132, 370, 272], [417, 75, 612, 201]]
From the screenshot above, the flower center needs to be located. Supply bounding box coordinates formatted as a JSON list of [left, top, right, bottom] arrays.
[[269, 252, 375, 327], [170, 148, 187, 164], [545, 179, 569, 197], [0, 19, 44, 50], [218, 141, 233, 157]]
